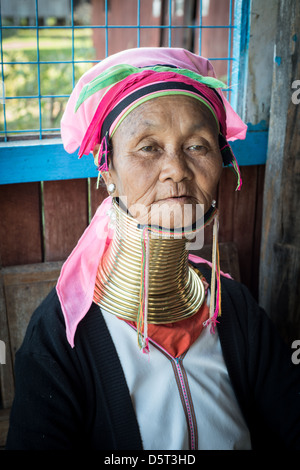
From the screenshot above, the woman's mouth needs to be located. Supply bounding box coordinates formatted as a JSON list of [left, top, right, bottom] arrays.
[[156, 195, 194, 204]]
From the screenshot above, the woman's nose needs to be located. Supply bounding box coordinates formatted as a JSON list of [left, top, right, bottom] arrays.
[[158, 149, 193, 183]]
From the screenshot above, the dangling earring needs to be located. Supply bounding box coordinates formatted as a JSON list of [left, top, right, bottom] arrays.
[[203, 199, 221, 334], [107, 183, 116, 195]]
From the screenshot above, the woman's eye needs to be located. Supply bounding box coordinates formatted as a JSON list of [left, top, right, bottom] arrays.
[[140, 145, 156, 152], [188, 145, 205, 151], [188, 145, 208, 154]]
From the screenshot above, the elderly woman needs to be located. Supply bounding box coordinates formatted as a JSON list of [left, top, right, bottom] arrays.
[[6, 48, 300, 450]]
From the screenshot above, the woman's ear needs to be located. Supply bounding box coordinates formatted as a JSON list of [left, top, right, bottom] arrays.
[[93, 144, 116, 194], [101, 171, 110, 187], [92, 144, 102, 169], [93, 144, 100, 159], [92, 144, 116, 194]]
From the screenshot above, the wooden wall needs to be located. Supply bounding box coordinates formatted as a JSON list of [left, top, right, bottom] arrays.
[[259, 0, 300, 344]]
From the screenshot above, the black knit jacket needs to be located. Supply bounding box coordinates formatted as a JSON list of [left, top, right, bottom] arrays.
[[6, 265, 300, 450]]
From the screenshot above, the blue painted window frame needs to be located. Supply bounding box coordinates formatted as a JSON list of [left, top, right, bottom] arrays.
[[0, 0, 267, 185]]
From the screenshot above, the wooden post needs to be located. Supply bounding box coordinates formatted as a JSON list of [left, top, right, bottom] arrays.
[[259, 0, 300, 343]]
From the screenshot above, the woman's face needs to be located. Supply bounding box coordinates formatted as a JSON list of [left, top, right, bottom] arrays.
[[100, 95, 223, 229]]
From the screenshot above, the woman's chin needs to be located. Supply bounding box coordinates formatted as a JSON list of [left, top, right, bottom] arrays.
[[127, 198, 205, 231], [146, 201, 198, 231]]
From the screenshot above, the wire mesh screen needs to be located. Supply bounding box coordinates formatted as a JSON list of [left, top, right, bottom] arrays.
[[0, 0, 236, 142]]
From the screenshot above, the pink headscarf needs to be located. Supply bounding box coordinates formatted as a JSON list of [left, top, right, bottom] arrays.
[[61, 47, 247, 155], [77, 70, 228, 166], [58, 48, 246, 347]]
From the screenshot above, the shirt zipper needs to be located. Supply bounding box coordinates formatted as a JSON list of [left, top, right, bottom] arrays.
[[150, 341, 198, 450], [171, 354, 198, 450], [127, 323, 198, 450]]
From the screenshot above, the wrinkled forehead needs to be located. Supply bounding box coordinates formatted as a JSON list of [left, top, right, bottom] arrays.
[[108, 85, 222, 143], [112, 94, 220, 144]]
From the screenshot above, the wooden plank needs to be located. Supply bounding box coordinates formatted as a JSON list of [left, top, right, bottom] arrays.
[[0, 272, 14, 410], [3, 261, 63, 286], [0, 183, 43, 267], [259, 0, 300, 340], [89, 177, 108, 219], [217, 165, 263, 298], [43, 179, 89, 262], [217, 166, 237, 242], [271, 243, 300, 344], [251, 164, 265, 299], [232, 165, 258, 290], [0, 262, 63, 448], [2, 262, 63, 362]]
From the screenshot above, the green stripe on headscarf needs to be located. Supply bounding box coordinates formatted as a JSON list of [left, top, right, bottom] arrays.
[[110, 90, 220, 138], [75, 64, 226, 112]]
